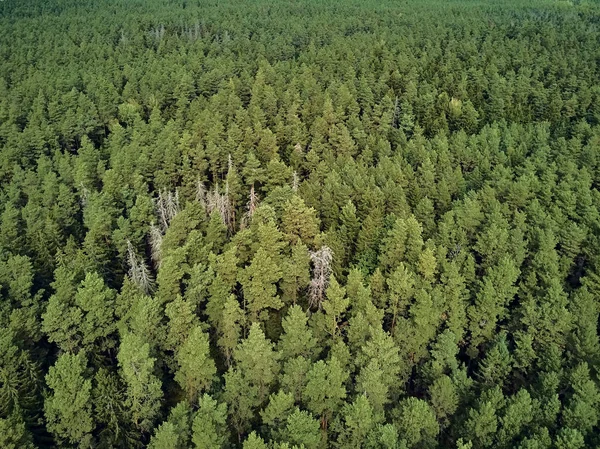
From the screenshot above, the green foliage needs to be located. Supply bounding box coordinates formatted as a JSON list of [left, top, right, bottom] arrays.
[[117, 332, 162, 433], [278, 305, 318, 361], [44, 352, 94, 444], [3, 0, 600, 446], [241, 247, 284, 323], [284, 408, 322, 449], [174, 326, 216, 403], [303, 357, 348, 429], [224, 323, 279, 437], [0, 413, 35, 449], [192, 395, 229, 449], [393, 397, 439, 449]]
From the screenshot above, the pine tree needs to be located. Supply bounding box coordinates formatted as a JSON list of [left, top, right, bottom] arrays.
[[281, 243, 311, 306], [496, 389, 534, 448], [386, 262, 415, 335], [218, 295, 245, 366], [224, 323, 279, 438], [321, 277, 349, 340], [148, 422, 183, 449], [562, 363, 600, 437], [428, 375, 459, 425], [554, 428, 585, 449], [44, 352, 94, 445], [75, 271, 117, 351], [42, 261, 85, 353], [476, 336, 513, 388], [0, 413, 35, 449], [358, 327, 405, 398], [284, 408, 321, 449], [568, 285, 600, 365], [92, 368, 131, 448], [339, 200, 360, 262], [192, 394, 229, 449], [260, 390, 295, 440], [468, 257, 519, 349], [243, 431, 269, 449], [303, 357, 348, 430], [117, 332, 162, 433], [241, 247, 283, 323], [393, 397, 439, 449], [463, 389, 503, 449], [149, 402, 193, 449], [278, 305, 318, 361], [165, 295, 197, 351], [356, 359, 388, 418], [338, 395, 376, 449], [174, 326, 216, 404], [281, 196, 320, 246], [281, 356, 312, 404]]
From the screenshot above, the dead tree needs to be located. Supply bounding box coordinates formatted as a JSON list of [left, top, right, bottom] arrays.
[[148, 223, 163, 269], [248, 185, 259, 218], [155, 188, 180, 233], [308, 246, 334, 309], [126, 240, 154, 294], [79, 183, 90, 208], [240, 185, 260, 230], [195, 179, 207, 207], [206, 184, 234, 232]]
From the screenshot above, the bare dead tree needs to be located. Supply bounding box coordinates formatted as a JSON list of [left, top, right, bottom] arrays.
[[126, 240, 155, 294], [292, 171, 299, 192], [206, 185, 234, 232], [149, 24, 165, 42], [148, 223, 163, 269], [248, 185, 259, 218], [155, 191, 169, 232], [195, 179, 207, 207], [79, 183, 89, 208], [308, 246, 334, 309], [165, 189, 180, 224], [240, 185, 260, 230], [155, 188, 180, 232]]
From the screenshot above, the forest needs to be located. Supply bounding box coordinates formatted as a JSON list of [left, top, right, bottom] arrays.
[[2, 0, 600, 447]]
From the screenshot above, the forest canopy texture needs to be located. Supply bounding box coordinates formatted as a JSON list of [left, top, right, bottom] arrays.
[[2, 0, 600, 448]]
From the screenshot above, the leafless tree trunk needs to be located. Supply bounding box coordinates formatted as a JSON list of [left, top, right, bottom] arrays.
[[126, 240, 155, 294], [240, 185, 260, 230], [248, 185, 259, 218], [195, 179, 207, 207], [308, 246, 333, 309], [206, 184, 234, 232], [155, 188, 180, 232], [148, 223, 163, 269], [79, 183, 90, 208]]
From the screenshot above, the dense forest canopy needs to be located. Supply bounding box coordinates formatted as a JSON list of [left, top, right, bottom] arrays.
[[2, 0, 600, 447]]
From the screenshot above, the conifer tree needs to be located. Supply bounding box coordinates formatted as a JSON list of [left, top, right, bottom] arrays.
[[44, 352, 94, 445], [224, 323, 279, 438], [284, 408, 322, 449], [281, 243, 311, 306], [303, 357, 348, 430], [149, 402, 193, 449], [192, 395, 229, 449], [117, 332, 162, 433], [174, 326, 216, 404], [278, 305, 318, 361]]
